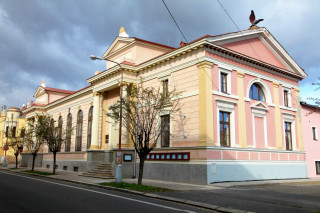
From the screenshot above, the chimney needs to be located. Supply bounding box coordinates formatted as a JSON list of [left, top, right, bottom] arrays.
[[31, 100, 34, 106], [95, 71, 102, 75]]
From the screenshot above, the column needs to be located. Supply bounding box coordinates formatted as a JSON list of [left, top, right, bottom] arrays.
[[273, 81, 283, 149], [295, 88, 304, 151], [198, 61, 214, 146], [90, 92, 101, 149], [237, 71, 247, 148]]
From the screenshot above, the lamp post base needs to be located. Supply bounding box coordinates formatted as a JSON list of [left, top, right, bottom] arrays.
[[116, 164, 122, 183]]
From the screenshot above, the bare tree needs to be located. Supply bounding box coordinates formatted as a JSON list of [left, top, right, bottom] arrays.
[[45, 117, 72, 175], [7, 127, 25, 168], [108, 82, 179, 185], [24, 114, 49, 171]]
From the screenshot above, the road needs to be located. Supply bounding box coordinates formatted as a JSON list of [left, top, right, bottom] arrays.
[[0, 171, 213, 213], [157, 183, 320, 213]]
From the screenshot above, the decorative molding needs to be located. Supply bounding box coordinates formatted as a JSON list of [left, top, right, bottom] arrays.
[[212, 90, 239, 100]]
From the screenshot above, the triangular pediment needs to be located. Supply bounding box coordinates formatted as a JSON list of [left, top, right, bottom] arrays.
[[33, 86, 46, 98], [103, 37, 135, 58], [251, 101, 268, 110], [207, 28, 306, 78]]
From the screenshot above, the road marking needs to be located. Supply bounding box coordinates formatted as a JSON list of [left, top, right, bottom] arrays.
[[0, 171, 196, 213]]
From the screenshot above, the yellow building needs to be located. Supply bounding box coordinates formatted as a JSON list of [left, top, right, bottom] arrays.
[[0, 106, 26, 165]]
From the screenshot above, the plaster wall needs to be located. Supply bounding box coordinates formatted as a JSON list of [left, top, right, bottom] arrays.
[[301, 105, 320, 178]]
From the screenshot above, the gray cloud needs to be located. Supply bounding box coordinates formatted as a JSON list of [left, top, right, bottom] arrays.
[[0, 0, 319, 108]]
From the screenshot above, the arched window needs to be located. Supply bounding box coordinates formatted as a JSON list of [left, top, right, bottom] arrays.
[[76, 110, 83, 151], [65, 113, 72, 152], [87, 106, 93, 149], [249, 83, 265, 101], [58, 116, 63, 152]]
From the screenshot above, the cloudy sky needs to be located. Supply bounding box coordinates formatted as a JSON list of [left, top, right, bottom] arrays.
[[0, 0, 319, 108]]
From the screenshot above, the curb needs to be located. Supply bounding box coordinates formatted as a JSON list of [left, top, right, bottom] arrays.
[[0, 168, 252, 213]]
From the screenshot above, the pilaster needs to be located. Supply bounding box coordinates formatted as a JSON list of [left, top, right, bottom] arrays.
[[237, 71, 247, 148], [197, 61, 214, 146], [273, 81, 283, 149], [295, 88, 304, 151], [90, 92, 101, 149]]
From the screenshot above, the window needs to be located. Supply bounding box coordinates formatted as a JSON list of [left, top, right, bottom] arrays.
[[284, 90, 289, 107], [161, 115, 170, 147], [12, 126, 16, 138], [65, 113, 72, 152], [76, 110, 83, 151], [58, 116, 63, 152], [220, 73, 228, 93], [105, 135, 109, 143], [285, 122, 292, 150], [249, 83, 265, 101], [162, 79, 169, 98], [20, 129, 25, 138], [87, 106, 93, 149], [312, 127, 318, 140], [316, 161, 320, 175], [5, 126, 8, 137], [220, 111, 230, 147]]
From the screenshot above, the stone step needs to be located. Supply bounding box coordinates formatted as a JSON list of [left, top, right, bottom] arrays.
[[89, 170, 112, 174], [87, 171, 113, 175], [80, 174, 115, 179]]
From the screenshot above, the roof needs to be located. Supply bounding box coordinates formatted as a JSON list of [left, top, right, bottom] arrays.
[[42, 87, 75, 94], [133, 37, 175, 50], [300, 101, 320, 109], [8, 107, 20, 111]]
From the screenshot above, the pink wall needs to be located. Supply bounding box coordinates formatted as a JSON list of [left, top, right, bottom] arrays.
[[301, 104, 320, 178], [221, 37, 287, 70]]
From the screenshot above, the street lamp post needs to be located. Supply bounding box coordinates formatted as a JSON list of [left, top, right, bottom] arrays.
[[90, 55, 123, 183]]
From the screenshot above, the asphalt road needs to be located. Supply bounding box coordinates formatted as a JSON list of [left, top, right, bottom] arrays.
[[157, 183, 320, 213], [0, 171, 213, 213]]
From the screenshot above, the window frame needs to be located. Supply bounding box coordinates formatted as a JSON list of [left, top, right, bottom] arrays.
[[162, 79, 169, 98], [65, 113, 72, 152], [76, 110, 83, 151], [249, 83, 265, 102], [87, 106, 93, 149], [219, 111, 231, 147], [283, 87, 292, 108], [285, 121, 292, 151], [220, 73, 228, 93], [312, 126, 318, 140], [316, 161, 320, 175], [219, 68, 232, 94], [161, 114, 170, 147]]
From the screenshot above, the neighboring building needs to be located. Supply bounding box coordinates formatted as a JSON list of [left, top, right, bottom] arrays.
[[21, 26, 308, 184], [300, 102, 320, 178], [0, 106, 26, 164]]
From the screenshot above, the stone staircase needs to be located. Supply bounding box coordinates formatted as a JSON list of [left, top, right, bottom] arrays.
[[80, 163, 114, 179]]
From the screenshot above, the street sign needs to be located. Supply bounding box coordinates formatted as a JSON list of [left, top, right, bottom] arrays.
[[116, 152, 122, 164], [3, 146, 9, 151]]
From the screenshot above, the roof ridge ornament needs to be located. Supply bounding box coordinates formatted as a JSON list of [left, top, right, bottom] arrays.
[[119, 26, 129, 37], [41, 80, 46, 87], [249, 10, 264, 29]]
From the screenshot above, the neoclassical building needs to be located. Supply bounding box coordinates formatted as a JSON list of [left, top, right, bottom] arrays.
[[21, 26, 308, 184]]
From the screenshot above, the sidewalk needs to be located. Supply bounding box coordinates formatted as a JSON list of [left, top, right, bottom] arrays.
[[1, 165, 319, 213]]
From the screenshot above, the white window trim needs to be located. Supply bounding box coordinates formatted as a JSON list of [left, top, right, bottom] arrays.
[[312, 126, 318, 141], [251, 106, 269, 149], [282, 86, 292, 108], [218, 68, 232, 94], [159, 76, 170, 95], [282, 113, 297, 151], [246, 78, 272, 105], [216, 99, 236, 148]]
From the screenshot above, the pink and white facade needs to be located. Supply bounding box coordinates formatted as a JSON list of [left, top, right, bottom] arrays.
[[21, 27, 309, 184], [300, 102, 320, 178]]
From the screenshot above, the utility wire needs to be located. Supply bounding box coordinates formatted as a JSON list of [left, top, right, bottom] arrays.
[[216, 0, 262, 61], [161, 0, 219, 91]]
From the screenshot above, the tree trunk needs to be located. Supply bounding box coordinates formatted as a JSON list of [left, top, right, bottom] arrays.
[[15, 154, 18, 169], [32, 153, 37, 171], [138, 157, 145, 185], [53, 151, 56, 175]]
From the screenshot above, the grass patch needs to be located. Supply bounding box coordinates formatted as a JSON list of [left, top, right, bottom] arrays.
[[99, 182, 172, 193], [9, 168, 19, 170], [22, 170, 54, 176]]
